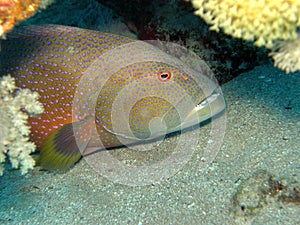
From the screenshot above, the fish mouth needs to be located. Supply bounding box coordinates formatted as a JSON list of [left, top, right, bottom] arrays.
[[178, 87, 226, 130]]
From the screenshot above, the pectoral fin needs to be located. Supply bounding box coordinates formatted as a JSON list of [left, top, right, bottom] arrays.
[[36, 123, 82, 170]]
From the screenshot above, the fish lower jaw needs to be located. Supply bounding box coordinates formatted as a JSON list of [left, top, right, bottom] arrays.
[[179, 90, 226, 130]]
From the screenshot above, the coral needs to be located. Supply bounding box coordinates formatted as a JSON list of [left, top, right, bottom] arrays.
[[189, 0, 300, 73], [0, 0, 41, 37], [0, 74, 44, 175], [269, 35, 300, 73], [189, 0, 300, 49]]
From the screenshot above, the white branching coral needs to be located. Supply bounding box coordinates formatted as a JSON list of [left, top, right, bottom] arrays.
[[0, 74, 44, 175]]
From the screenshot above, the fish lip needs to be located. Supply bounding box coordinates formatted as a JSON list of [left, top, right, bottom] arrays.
[[192, 87, 224, 116], [178, 87, 226, 130]]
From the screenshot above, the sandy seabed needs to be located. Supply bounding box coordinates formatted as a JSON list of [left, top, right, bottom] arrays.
[[0, 64, 299, 224]]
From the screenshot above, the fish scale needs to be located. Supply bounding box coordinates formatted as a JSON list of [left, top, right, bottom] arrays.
[[1, 25, 132, 146], [0, 25, 225, 169]]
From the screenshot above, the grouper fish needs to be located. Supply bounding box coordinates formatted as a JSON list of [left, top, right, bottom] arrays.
[[0, 25, 225, 169]]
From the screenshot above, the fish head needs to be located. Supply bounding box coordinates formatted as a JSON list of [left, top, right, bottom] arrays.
[[94, 67, 224, 143], [76, 41, 225, 144]]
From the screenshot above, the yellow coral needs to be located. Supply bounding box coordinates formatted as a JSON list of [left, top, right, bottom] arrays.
[[269, 35, 300, 73], [189, 0, 300, 49]]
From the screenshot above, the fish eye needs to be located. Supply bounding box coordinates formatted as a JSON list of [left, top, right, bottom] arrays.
[[158, 71, 172, 82]]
